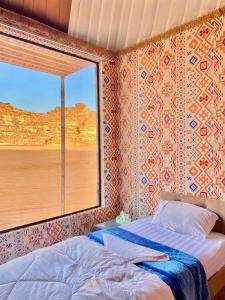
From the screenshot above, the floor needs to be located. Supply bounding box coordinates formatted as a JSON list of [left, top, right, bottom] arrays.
[[213, 287, 225, 300]]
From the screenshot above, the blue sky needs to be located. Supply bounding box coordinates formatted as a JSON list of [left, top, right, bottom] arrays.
[[0, 62, 96, 112]]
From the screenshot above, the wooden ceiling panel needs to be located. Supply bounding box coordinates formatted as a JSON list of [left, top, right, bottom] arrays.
[[0, 0, 72, 32], [0, 34, 92, 76]]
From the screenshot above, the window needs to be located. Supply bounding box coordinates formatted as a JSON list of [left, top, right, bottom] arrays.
[[0, 39, 100, 232]]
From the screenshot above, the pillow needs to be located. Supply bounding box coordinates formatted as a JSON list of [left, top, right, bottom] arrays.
[[152, 200, 219, 238]]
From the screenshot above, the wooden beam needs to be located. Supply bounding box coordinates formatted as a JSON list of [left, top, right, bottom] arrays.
[[0, 34, 92, 76], [0, 0, 72, 32]]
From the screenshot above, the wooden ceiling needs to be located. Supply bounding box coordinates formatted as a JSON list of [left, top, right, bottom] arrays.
[[0, 0, 72, 32], [0, 34, 91, 76]]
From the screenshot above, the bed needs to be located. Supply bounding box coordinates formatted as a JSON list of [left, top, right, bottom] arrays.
[[0, 235, 174, 300], [120, 216, 225, 298], [0, 192, 224, 299], [157, 191, 225, 299]]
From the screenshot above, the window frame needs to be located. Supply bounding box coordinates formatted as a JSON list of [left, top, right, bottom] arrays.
[[0, 32, 102, 234]]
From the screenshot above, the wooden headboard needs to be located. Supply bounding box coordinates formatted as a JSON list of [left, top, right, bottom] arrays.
[[159, 191, 225, 235]]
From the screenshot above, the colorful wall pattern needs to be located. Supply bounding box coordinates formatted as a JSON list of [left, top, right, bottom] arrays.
[[117, 16, 225, 219]]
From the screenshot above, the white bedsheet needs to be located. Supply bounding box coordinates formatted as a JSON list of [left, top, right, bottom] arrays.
[[103, 233, 169, 263], [121, 217, 225, 279]]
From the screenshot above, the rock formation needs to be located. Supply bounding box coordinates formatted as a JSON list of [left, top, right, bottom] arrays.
[[0, 102, 96, 147]]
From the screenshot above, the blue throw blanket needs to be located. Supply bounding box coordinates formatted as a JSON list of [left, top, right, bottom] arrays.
[[88, 227, 210, 300]]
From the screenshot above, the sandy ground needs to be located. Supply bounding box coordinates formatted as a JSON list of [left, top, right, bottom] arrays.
[[0, 146, 97, 231]]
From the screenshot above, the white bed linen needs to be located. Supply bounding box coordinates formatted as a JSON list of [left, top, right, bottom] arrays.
[[152, 200, 218, 238], [121, 216, 225, 279], [103, 233, 169, 263], [0, 235, 174, 300]]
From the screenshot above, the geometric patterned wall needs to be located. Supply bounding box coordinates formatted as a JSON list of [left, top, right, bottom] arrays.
[[117, 16, 225, 219]]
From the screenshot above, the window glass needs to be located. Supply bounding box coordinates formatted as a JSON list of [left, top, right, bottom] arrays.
[[65, 64, 98, 214], [0, 55, 100, 232], [0, 62, 61, 231]]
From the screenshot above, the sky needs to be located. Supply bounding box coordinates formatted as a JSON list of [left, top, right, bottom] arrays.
[[0, 62, 96, 112]]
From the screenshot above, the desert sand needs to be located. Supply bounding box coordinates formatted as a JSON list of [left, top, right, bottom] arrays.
[[0, 146, 97, 231]]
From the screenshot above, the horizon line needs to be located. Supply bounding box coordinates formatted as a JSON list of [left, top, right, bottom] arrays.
[[0, 100, 97, 114]]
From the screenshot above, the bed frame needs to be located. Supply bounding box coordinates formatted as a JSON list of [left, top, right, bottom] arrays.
[[160, 191, 225, 298], [208, 266, 225, 299]]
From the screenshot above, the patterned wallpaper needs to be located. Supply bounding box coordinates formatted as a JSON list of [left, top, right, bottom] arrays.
[[117, 16, 225, 219]]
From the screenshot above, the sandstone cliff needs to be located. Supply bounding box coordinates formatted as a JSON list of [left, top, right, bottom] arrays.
[[0, 102, 96, 147]]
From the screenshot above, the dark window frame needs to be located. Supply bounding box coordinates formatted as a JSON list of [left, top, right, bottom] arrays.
[[0, 32, 102, 234]]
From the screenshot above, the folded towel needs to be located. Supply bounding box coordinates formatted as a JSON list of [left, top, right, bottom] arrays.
[[103, 234, 169, 263]]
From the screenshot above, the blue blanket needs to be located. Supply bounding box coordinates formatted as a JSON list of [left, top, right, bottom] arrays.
[[88, 227, 210, 300]]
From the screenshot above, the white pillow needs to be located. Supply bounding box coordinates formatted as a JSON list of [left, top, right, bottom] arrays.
[[152, 200, 219, 238]]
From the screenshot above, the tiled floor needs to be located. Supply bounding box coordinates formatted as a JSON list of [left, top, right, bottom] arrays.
[[213, 287, 225, 300]]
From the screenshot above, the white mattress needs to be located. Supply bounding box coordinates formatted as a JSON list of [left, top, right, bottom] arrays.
[[121, 217, 225, 279]]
